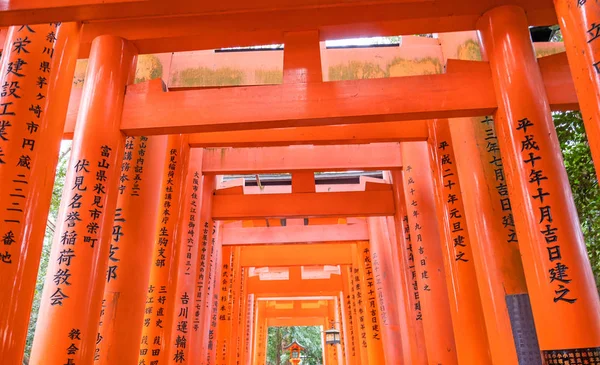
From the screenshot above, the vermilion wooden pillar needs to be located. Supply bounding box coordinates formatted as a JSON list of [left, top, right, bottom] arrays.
[[215, 246, 234, 365], [341, 266, 361, 365], [29, 35, 137, 365], [226, 251, 244, 365], [204, 226, 222, 365], [366, 216, 404, 364], [354, 242, 386, 364], [253, 300, 268, 365], [400, 142, 459, 365], [189, 175, 217, 363], [324, 304, 340, 365], [95, 136, 167, 364], [428, 118, 493, 363], [478, 5, 600, 359], [389, 171, 428, 365], [554, 0, 600, 179], [335, 295, 348, 365], [168, 148, 204, 365], [450, 116, 539, 364], [0, 22, 80, 364], [138, 134, 190, 365], [242, 293, 255, 365], [346, 262, 368, 364]]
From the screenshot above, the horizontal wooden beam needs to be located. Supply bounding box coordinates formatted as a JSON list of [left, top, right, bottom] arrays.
[[212, 190, 395, 220], [120, 70, 497, 135], [248, 277, 343, 294], [267, 317, 324, 327], [240, 244, 353, 266], [0, 0, 427, 26], [202, 143, 401, 174], [63, 57, 577, 138], [222, 223, 368, 246], [2, 1, 552, 56], [188, 120, 428, 147], [264, 308, 329, 318], [538, 52, 579, 111]]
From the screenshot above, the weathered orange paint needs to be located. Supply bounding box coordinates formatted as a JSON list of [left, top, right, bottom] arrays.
[[449, 116, 533, 364], [554, 0, 600, 180], [400, 142, 458, 365], [478, 4, 600, 355], [167, 148, 203, 365], [30, 35, 137, 365], [389, 170, 428, 365], [427, 119, 493, 363], [96, 136, 167, 364], [0, 22, 79, 364], [138, 134, 190, 365]]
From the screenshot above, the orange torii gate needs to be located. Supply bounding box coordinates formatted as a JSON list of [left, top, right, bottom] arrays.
[[1, 1, 600, 365]]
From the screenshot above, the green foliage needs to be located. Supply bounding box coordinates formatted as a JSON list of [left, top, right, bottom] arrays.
[[553, 111, 600, 290], [24, 141, 71, 363], [267, 326, 324, 365]]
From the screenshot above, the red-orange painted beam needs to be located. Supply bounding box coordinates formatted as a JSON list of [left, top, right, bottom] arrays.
[[248, 277, 343, 295], [212, 190, 395, 220], [239, 243, 353, 266], [62, 57, 577, 138], [538, 52, 579, 111], [221, 223, 368, 246], [119, 71, 497, 135], [187, 120, 429, 148], [27, 1, 556, 56], [201, 144, 401, 174], [266, 317, 323, 327], [264, 307, 329, 318]]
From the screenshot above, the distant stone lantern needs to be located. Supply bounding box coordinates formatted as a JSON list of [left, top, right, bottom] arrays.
[[284, 340, 305, 364], [325, 325, 341, 346]]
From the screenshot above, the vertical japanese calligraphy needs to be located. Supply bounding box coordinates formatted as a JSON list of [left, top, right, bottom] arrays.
[[244, 294, 255, 365], [351, 264, 367, 350], [400, 142, 458, 365], [403, 214, 422, 321], [216, 246, 234, 365], [516, 118, 575, 304], [361, 245, 381, 341], [429, 119, 492, 363], [169, 148, 202, 365], [94, 135, 165, 365], [205, 231, 221, 365], [0, 23, 57, 268], [139, 135, 188, 365]]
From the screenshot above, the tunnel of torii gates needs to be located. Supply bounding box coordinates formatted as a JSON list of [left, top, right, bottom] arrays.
[[4, 2, 600, 365]]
